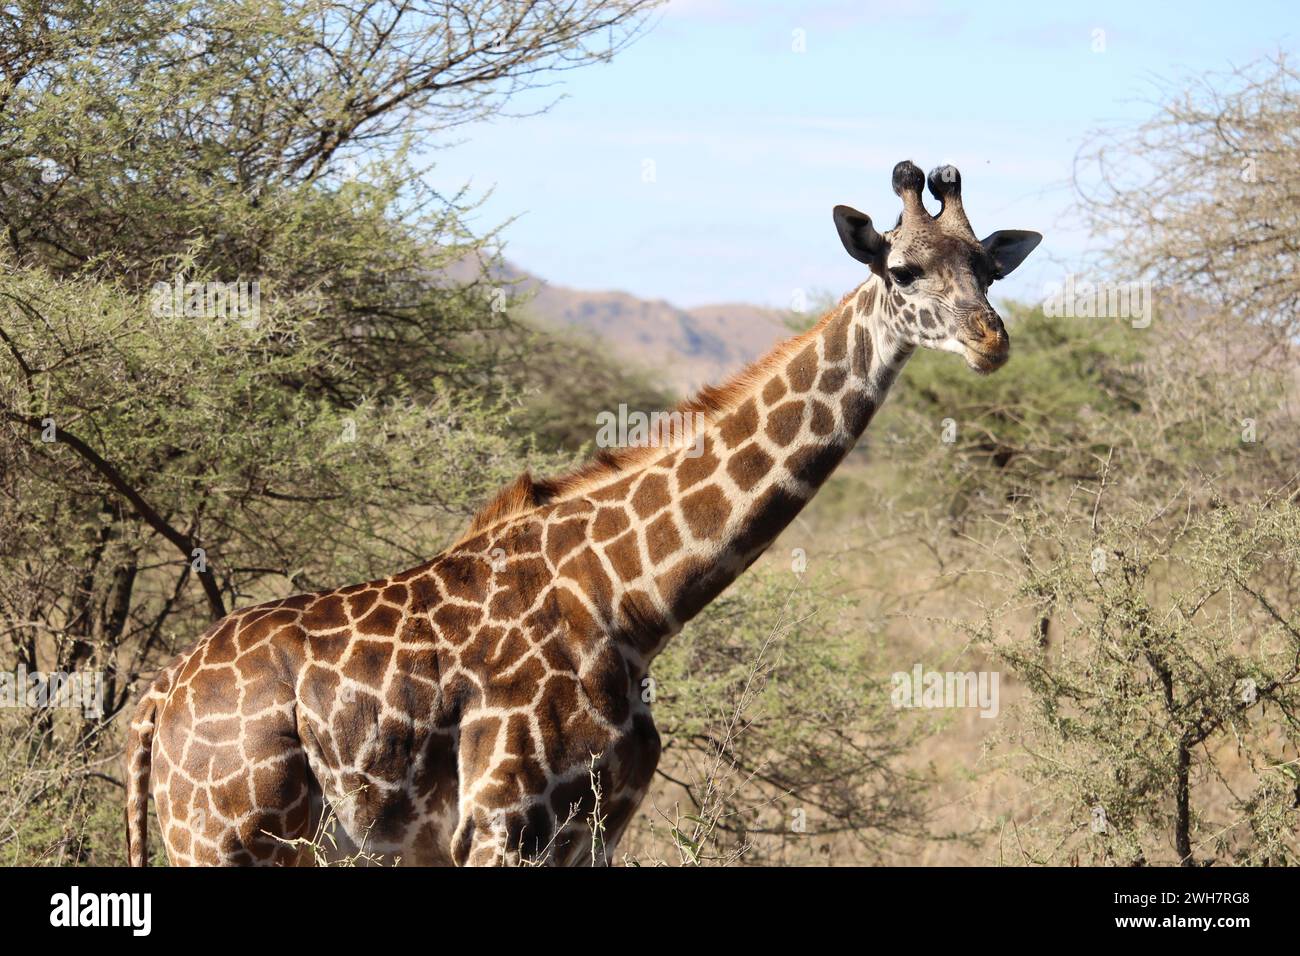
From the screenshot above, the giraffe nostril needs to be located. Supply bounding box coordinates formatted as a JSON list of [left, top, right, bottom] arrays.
[[959, 313, 1006, 347], [976, 316, 1008, 353]]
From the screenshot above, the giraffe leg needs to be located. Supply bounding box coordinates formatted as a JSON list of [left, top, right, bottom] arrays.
[[289, 777, 358, 866], [450, 759, 636, 866], [449, 701, 662, 866], [451, 808, 519, 867], [451, 788, 655, 866], [450, 797, 587, 867]]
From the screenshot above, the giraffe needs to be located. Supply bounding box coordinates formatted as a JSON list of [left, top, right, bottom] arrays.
[[124, 160, 1041, 866]]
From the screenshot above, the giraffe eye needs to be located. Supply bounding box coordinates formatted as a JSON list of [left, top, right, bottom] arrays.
[[889, 266, 919, 286]]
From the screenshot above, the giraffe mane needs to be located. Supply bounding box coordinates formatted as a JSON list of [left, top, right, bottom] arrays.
[[454, 291, 859, 546]]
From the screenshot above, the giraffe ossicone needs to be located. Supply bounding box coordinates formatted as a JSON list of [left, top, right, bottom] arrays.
[[125, 160, 1041, 866]]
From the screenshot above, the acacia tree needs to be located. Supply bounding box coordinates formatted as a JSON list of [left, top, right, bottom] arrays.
[[980, 490, 1300, 866], [0, 0, 659, 864], [640, 566, 934, 866], [1074, 54, 1300, 344]]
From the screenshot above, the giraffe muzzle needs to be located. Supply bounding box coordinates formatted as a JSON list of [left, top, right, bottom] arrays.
[[958, 315, 1010, 373]]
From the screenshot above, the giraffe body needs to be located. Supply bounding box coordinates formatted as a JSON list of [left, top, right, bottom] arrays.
[[125, 161, 1040, 866]]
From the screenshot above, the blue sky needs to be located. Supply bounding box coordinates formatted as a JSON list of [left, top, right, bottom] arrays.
[[426, 0, 1296, 309]]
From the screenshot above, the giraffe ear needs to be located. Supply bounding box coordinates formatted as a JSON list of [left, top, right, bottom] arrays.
[[833, 205, 885, 265], [981, 230, 1042, 280]]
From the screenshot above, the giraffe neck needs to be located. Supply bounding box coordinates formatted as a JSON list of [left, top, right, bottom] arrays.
[[606, 275, 913, 663]]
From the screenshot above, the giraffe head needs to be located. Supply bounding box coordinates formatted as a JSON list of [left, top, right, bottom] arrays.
[[832, 160, 1041, 373]]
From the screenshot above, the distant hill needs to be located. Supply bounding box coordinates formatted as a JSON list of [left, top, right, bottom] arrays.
[[450, 258, 794, 395]]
